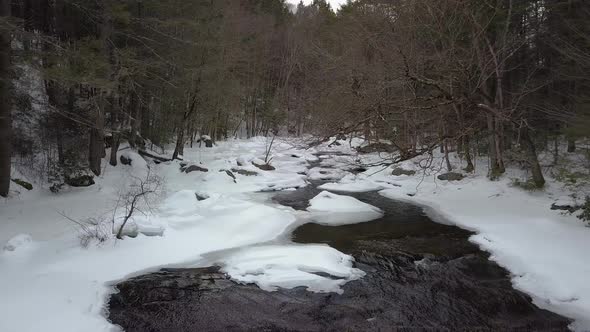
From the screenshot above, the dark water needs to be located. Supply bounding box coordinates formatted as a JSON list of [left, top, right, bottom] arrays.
[[274, 182, 478, 258], [108, 157, 571, 332]]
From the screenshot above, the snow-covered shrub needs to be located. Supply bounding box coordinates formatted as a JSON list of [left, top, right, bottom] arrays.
[[114, 170, 162, 239], [77, 217, 111, 247], [510, 178, 544, 191], [60, 214, 111, 248]]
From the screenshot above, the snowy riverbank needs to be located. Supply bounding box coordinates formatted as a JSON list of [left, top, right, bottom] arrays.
[[1, 136, 589, 331]]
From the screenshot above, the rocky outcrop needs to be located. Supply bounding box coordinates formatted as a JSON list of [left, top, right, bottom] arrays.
[[181, 164, 209, 173], [65, 170, 95, 187]]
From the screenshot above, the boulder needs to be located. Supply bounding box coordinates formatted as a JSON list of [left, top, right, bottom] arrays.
[[391, 167, 416, 176], [120, 154, 132, 165], [199, 135, 213, 148], [222, 170, 237, 183], [350, 167, 367, 174], [11, 178, 33, 190], [231, 168, 258, 176], [65, 170, 95, 187], [357, 142, 396, 154], [252, 159, 275, 171], [550, 196, 581, 213], [437, 172, 464, 181], [195, 193, 209, 201], [184, 165, 209, 173]]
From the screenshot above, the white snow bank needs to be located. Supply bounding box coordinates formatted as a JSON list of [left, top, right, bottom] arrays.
[[379, 178, 590, 330], [0, 191, 297, 332], [307, 167, 349, 180], [220, 244, 365, 294], [307, 191, 383, 225], [319, 180, 384, 192], [318, 173, 398, 193]]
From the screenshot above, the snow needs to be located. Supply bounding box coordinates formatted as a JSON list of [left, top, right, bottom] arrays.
[[2, 135, 590, 331], [307, 167, 349, 180], [220, 244, 365, 294], [0, 137, 365, 332], [307, 191, 384, 225], [318, 173, 397, 192], [0, 191, 298, 332], [2, 234, 34, 252]]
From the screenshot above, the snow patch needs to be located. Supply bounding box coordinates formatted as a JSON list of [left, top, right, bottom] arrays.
[[3, 234, 34, 252]]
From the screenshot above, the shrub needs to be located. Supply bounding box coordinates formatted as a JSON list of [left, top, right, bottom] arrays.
[[578, 197, 590, 223]]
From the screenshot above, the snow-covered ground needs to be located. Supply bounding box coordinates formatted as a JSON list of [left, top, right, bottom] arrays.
[[1, 136, 590, 331], [0, 138, 363, 332]]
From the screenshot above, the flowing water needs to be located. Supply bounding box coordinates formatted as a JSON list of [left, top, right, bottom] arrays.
[[108, 156, 571, 331]]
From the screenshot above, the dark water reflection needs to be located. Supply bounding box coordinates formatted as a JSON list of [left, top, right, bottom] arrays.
[[274, 182, 479, 258]]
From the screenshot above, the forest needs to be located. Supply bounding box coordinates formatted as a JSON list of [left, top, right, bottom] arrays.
[[1, 1, 590, 331], [0, 0, 587, 194]]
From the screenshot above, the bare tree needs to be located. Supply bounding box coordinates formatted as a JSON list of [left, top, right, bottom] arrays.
[[0, 0, 11, 197]]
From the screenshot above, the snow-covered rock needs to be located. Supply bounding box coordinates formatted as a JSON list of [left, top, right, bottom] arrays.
[[3, 234, 33, 252], [307, 191, 383, 225], [220, 244, 365, 294]]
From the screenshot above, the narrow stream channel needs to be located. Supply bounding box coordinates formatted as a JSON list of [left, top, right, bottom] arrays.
[[108, 155, 571, 331]]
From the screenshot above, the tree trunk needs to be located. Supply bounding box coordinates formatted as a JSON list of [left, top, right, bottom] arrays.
[[487, 114, 501, 178], [521, 127, 545, 188], [88, 96, 105, 176], [172, 128, 185, 160], [444, 139, 452, 172], [464, 135, 475, 173], [567, 136, 576, 153], [0, 0, 12, 197], [553, 135, 559, 165], [495, 119, 505, 173]]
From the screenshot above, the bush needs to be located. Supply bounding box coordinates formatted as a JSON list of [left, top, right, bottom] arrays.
[[510, 178, 543, 191], [578, 197, 590, 223]]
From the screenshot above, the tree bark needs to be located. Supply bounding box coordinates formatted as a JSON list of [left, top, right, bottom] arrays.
[[463, 135, 475, 172], [88, 96, 105, 175], [0, 0, 12, 197], [487, 114, 502, 177], [172, 129, 185, 160], [567, 137, 576, 153], [521, 127, 545, 188]]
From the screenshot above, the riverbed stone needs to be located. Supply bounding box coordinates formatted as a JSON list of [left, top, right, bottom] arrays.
[[391, 167, 416, 176], [252, 160, 275, 171], [437, 172, 464, 181], [231, 168, 258, 176], [183, 165, 209, 173]]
